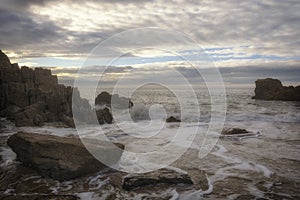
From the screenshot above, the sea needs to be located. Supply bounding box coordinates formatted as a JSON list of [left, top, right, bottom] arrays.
[[0, 86, 299, 199]]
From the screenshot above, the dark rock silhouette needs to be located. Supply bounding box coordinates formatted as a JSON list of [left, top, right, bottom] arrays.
[[95, 91, 133, 109], [253, 78, 300, 101], [166, 116, 181, 123], [7, 132, 124, 180], [96, 107, 113, 124], [0, 50, 96, 127], [122, 168, 193, 190]]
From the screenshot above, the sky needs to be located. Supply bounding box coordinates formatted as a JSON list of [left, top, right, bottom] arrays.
[[0, 0, 300, 86]]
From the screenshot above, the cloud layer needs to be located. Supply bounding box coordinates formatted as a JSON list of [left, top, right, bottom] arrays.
[[0, 0, 299, 84]]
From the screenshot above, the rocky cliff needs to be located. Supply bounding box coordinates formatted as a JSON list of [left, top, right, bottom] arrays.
[[0, 50, 95, 127], [252, 78, 300, 101]]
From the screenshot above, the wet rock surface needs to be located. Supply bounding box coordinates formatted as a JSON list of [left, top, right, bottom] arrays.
[[253, 78, 300, 101], [122, 168, 193, 190], [7, 132, 124, 181]]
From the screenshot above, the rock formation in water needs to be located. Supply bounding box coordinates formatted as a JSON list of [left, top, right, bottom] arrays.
[[0, 50, 108, 127], [252, 78, 300, 101], [166, 116, 181, 123], [95, 91, 133, 109], [7, 132, 124, 180]]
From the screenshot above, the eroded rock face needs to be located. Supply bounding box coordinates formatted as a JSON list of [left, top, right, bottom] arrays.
[[0, 50, 94, 127], [7, 132, 124, 181], [253, 78, 300, 101], [122, 168, 193, 190]]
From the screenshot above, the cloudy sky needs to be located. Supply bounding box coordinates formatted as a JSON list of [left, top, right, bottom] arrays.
[[1, 0, 300, 85]]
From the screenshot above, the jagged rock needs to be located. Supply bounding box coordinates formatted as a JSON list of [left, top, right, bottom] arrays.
[[7, 132, 125, 181], [0, 50, 93, 127], [122, 168, 193, 190], [253, 78, 300, 101], [0, 50, 11, 68], [166, 116, 181, 123], [96, 107, 113, 124], [14, 102, 46, 127], [95, 91, 133, 109]]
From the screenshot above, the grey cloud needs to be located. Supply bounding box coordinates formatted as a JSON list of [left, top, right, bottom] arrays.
[[0, 7, 63, 54], [176, 65, 300, 84], [51, 65, 133, 75], [0, 0, 299, 80], [55, 64, 300, 89]]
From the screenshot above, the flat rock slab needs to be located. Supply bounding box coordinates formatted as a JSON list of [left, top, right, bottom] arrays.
[[222, 128, 250, 135], [7, 132, 124, 181], [122, 168, 193, 190]]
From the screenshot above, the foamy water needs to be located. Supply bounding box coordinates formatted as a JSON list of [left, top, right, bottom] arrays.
[[0, 87, 299, 199]]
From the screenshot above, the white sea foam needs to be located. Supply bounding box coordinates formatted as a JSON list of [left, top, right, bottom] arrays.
[[0, 146, 16, 168], [76, 192, 96, 200]]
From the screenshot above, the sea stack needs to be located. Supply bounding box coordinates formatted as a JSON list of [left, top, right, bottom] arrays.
[[253, 78, 300, 101]]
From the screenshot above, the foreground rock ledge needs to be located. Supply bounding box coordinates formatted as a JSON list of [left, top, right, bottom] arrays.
[[122, 168, 193, 191], [7, 132, 124, 181]]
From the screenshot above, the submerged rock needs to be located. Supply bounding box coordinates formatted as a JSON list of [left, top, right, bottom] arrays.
[[122, 168, 193, 190], [252, 78, 300, 101], [7, 132, 124, 181], [166, 116, 181, 123]]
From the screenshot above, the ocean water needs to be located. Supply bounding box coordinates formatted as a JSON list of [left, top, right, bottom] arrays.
[[0, 86, 299, 199]]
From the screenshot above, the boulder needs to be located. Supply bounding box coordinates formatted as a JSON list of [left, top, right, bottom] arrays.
[[253, 78, 300, 101], [96, 107, 113, 124], [166, 116, 181, 123], [95, 91, 133, 109], [7, 132, 124, 181], [14, 102, 46, 127], [122, 168, 193, 190]]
